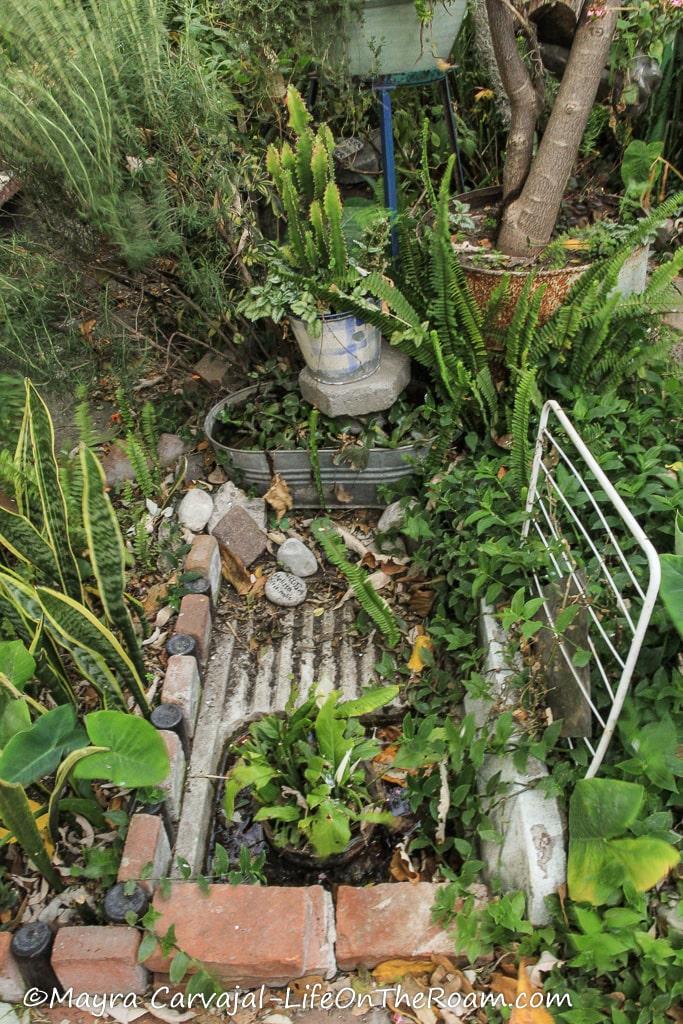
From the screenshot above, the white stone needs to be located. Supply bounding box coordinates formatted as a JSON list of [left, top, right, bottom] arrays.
[[299, 341, 410, 417], [177, 488, 213, 533], [463, 603, 567, 926], [159, 730, 186, 825], [208, 481, 266, 533], [265, 571, 308, 607], [277, 538, 318, 577]]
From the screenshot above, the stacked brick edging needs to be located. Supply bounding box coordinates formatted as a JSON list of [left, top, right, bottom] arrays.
[[0, 882, 455, 1001], [0, 537, 459, 1003]]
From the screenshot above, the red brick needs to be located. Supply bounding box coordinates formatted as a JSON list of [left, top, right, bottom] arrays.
[[335, 883, 452, 969], [212, 505, 267, 567], [162, 655, 200, 736], [144, 883, 334, 985], [118, 814, 171, 892], [0, 932, 24, 1002], [185, 534, 221, 603], [175, 594, 211, 665], [51, 926, 148, 995]]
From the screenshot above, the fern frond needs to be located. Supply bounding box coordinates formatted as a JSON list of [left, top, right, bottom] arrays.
[[310, 518, 400, 647], [510, 367, 537, 495]]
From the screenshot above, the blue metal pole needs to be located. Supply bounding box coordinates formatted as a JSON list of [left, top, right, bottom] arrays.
[[377, 84, 399, 262]]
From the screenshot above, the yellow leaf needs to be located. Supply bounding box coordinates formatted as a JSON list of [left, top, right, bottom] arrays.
[[264, 473, 293, 521], [474, 88, 494, 102], [372, 959, 435, 984], [509, 961, 555, 1024], [408, 633, 433, 673]]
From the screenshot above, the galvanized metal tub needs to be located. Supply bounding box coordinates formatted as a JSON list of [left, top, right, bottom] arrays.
[[204, 386, 431, 508]]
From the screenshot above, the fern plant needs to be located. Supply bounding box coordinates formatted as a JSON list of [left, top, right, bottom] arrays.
[[310, 518, 400, 647]]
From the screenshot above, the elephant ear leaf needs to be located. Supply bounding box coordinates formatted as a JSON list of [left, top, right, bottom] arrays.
[[0, 704, 85, 786], [0, 640, 35, 689], [25, 380, 82, 601], [568, 778, 679, 905], [73, 711, 169, 788]]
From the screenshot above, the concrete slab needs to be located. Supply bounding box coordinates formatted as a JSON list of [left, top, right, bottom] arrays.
[[299, 342, 410, 417], [173, 603, 386, 874], [464, 603, 567, 925]]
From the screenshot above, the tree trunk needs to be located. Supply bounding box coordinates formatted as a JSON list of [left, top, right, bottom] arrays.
[[486, 0, 541, 203], [497, 0, 620, 256], [472, 0, 510, 127], [528, 0, 584, 47]]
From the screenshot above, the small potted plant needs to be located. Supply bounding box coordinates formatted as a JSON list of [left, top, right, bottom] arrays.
[[240, 87, 389, 385], [222, 685, 399, 864]]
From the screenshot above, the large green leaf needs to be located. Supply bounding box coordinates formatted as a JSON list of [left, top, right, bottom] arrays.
[[314, 692, 353, 769], [0, 640, 35, 688], [306, 799, 351, 857], [0, 505, 58, 581], [25, 381, 82, 600], [36, 587, 149, 714], [0, 704, 85, 786], [223, 762, 276, 819], [73, 710, 169, 787], [568, 778, 679, 904], [660, 554, 683, 639], [338, 685, 399, 718], [80, 446, 145, 678], [0, 687, 31, 751]]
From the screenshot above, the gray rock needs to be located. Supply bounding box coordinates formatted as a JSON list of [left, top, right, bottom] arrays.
[[184, 452, 208, 483], [208, 481, 266, 533], [658, 899, 683, 939], [277, 538, 318, 577], [376, 534, 407, 558], [377, 498, 409, 535], [177, 488, 214, 533], [193, 353, 228, 387], [212, 504, 268, 567], [101, 444, 135, 487], [157, 433, 186, 467], [299, 341, 410, 417], [265, 571, 308, 607]]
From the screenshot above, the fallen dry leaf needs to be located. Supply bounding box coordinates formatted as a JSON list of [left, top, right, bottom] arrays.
[[79, 318, 97, 337], [409, 587, 436, 617], [220, 546, 252, 595], [389, 845, 421, 883], [408, 632, 433, 673], [264, 474, 293, 521], [334, 481, 353, 503], [528, 950, 564, 987], [372, 959, 435, 985], [509, 961, 555, 1024], [143, 581, 169, 618], [490, 973, 517, 1005]]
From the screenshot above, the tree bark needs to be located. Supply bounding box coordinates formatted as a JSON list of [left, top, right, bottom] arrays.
[[472, 0, 511, 127], [497, 0, 620, 255], [485, 0, 542, 203]]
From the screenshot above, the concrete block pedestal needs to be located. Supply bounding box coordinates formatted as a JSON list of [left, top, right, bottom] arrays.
[[299, 342, 410, 417]]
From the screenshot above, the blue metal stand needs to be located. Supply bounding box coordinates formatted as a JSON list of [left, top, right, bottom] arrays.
[[371, 69, 464, 263]]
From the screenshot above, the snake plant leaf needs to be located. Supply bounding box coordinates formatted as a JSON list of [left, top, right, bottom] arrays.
[[0, 640, 35, 688], [0, 570, 43, 624], [660, 554, 683, 639], [36, 586, 149, 714], [568, 778, 680, 904], [80, 445, 145, 678], [0, 704, 86, 786], [0, 779, 63, 890], [25, 381, 82, 601], [0, 505, 58, 580], [72, 711, 169, 788]]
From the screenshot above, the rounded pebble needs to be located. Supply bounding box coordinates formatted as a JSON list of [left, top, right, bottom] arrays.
[[265, 571, 308, 607]]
